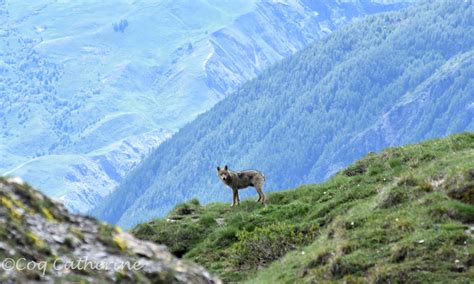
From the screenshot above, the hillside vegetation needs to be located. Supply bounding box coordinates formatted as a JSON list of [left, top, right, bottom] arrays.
[[132, 133, 474, 283], [95, 0, 473, 228]]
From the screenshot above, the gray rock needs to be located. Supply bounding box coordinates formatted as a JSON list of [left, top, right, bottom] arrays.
[[0, 178, 221, 283]]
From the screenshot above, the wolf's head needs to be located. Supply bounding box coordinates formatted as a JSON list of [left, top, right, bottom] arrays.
[[217, 165, 231, 183]]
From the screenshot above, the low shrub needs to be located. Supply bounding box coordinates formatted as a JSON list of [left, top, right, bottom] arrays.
[[343, 163, 367, 177], [377, 186, 409, 209], [231, 223, 319, 268], [212, 226, 239, 248]]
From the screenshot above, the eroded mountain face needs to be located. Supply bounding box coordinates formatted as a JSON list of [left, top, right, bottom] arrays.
[[0, 0, 412, 212], [0, 177, 219, 283]]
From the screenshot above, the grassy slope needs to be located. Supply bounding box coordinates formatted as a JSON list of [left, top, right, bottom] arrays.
[[132, 133, 474, 283]]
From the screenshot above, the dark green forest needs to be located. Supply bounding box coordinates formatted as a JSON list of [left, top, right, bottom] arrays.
[[94, 0, 474, 228]]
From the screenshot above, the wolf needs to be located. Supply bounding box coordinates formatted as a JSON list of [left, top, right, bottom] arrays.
[[216, 165, 265, 206]]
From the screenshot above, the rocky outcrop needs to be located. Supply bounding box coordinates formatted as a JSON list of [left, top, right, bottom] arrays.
[[0, 177, 219, 283]]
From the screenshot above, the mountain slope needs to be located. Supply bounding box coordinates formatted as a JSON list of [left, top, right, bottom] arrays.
[[0, 177, 219, 283], [95, 0, 474, 228], [132, 133, 474, 283], [2, 129, 172, 212], [0, 0, 410, 212]]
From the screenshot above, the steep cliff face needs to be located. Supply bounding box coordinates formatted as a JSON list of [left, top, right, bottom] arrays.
[[205, 0, 410, 95], [1, 0, 411, 212], [0, 177, 219, 283]]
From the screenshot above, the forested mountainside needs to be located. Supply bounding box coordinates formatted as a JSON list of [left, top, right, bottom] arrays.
[[132, 133, 474, 283], [0, 177, 219, 283], [0, 0, 409, 212], [94, 0, 473, 228]]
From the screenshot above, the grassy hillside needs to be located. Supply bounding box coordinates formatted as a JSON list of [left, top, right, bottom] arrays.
[[132, 133, 474, 283], [95, 0, 473, 228]]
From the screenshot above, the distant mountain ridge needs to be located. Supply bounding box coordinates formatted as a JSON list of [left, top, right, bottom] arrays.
[[0, 0, 410, 212], [93, 0, 473, 228]]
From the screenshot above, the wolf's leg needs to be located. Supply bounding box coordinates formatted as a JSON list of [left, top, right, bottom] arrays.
[[231, 189, 236, 207], [255, 182, 265, 204], [256, 187, 262, 202], [231, 188, 238, 207], [259, 188, 265, 204], [236, 190, 240, 206]]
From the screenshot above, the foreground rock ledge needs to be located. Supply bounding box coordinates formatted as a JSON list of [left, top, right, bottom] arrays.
[[0, 177, 220, 283]]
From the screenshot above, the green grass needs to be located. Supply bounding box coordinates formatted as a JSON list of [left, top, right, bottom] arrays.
[[132, 133, 474, 283]]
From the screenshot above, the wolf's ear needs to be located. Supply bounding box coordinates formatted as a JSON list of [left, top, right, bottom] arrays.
[[217, 166, 220, 171], [224, 165, 228, 171]]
